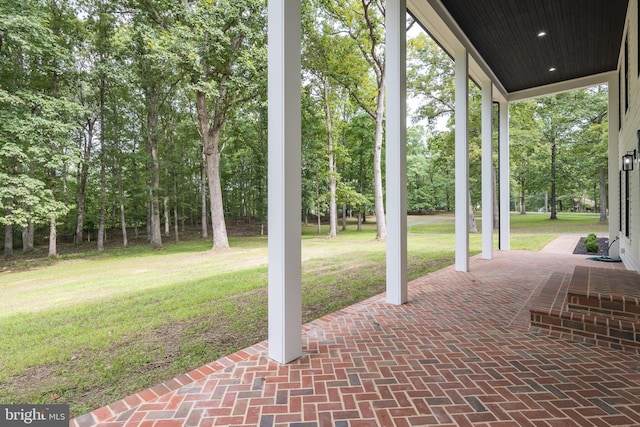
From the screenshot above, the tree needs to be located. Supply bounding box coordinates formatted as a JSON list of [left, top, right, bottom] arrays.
[[534, 89, 608, 219], [169, 0, 267, 250], [316, 0, 387, 240], [0, 0, 82, 257], [509, 100, 545, 214], [407, 30, 482, 229], [407, 32, 455, 129], [303, 13, 344, 238]]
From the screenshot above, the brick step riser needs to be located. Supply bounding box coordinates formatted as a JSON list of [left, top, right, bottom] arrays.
[[567, 303, 640, 321], [568, 293, 640, 318], [531, 311, 640, 354]]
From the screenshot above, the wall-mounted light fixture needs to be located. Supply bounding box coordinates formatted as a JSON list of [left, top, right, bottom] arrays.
[[622, 151, 635, 171]]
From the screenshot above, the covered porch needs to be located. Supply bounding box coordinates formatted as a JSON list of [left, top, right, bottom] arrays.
[[72, 0, 640, 425], [267, 0, 629, 364], [72, 246, 640, 427]]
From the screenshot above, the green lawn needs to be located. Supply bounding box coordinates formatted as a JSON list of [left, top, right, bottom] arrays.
[[0, 211, 607, 416]]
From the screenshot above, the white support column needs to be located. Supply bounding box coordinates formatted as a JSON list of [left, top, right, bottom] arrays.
[[386, 0, 407, 305], [499, 101, 510, 251], [454, 48, 469, 272], [608, 74, 620, 258], [481, 81, 493, 259], [267, 0, 302, 364]]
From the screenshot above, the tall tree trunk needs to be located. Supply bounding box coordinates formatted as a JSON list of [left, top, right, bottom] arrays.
[[97, 49, 107, 251], [132, 146, 140, 240], [550, 141, 558, 219], [48, 214, 57, 257], [173, 173, 179, 243], [4, 224, 13, 258], [342, 204, 347, 231], [22, 223, 34, 252], [316, 165, 322, 234], [76, 119, 93, 244], [48, 3, 59, 259], [519, 179, 526, 215], [544, 191, 549, 213], [373, 78, 386, 240], [164, 195, 170, 237], [322, 76, 338, 238], [201, 156, 208, 238], [148, 87, 162, 248], [118, 173, 128, 248], [97, 155, 106, 251], [599, 166, 608, 224], [195, 90, 229, 249]]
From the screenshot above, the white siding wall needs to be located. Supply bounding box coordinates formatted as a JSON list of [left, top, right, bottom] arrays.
[[618, 0, 640, 271]]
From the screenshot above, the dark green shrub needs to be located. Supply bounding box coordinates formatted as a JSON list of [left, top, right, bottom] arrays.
[[585, 233, 599, 253]]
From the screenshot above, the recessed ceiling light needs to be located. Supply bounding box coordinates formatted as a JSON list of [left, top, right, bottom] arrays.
[[548, 67, 557, 72], [537, 31, 547, 37]]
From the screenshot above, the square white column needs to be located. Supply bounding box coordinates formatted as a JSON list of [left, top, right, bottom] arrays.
[[386, 0, 408, 305], [608, 74, 620, 258], [499, 101, 510, 251], [454, 48, 469, 272], [481, 81, 493, 259], [268, 0, 302, 364]]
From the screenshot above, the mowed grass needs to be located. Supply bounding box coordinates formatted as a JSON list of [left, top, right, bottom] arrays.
[[0, 212, 607, 416]]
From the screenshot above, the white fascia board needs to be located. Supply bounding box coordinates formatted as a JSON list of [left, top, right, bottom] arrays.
[[508, 71, 615, 102], [408, 0, 509, 101]]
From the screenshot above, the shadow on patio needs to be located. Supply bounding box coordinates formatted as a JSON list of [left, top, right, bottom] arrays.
[[72, 245, 640, 427]]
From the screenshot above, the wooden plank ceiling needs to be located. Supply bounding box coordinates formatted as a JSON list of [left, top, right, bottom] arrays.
[[439, 0, 629, 93]]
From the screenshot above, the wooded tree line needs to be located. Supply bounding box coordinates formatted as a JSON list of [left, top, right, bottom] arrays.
[[0, 0, 609, 257]]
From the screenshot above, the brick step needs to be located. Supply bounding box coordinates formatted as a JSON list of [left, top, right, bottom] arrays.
[[530, 266, 640, 354], [529, 272, 571, 315], [567, 301, 640, 320], [567, 266, 640, 319], [531, 306, 640, 353]]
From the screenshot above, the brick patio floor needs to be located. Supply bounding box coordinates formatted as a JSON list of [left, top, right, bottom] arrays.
[[72, 247, 640, 427]]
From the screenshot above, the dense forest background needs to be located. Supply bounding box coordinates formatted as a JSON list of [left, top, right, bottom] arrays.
[[0, 0, 609, 257]]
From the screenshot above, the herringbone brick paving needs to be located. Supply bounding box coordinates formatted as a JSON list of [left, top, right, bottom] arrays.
[[73, 250, 640, 427]]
